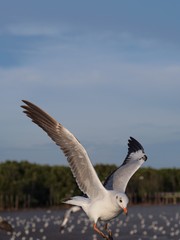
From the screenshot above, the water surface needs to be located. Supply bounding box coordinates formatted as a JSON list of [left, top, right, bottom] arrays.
[[0, 205, 179, 240]]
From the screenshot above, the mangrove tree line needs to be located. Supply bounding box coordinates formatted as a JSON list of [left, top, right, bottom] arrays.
[[0, 160, 179, 209]]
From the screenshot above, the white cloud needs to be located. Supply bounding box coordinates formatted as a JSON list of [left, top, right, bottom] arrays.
[[0, 23, 66, 37], [0, 67, 42, 84], [1, 57, 180, 90]]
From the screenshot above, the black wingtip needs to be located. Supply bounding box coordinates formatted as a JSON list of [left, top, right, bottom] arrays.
[[128, 136, 145, 155]]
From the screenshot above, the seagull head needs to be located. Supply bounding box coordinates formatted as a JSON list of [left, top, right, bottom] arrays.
[[115, 193, 129, 216]]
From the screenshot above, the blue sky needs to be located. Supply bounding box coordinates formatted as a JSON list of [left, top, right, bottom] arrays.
[[0, 1, 180, 168]]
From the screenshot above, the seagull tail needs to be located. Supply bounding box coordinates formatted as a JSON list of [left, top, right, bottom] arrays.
[[63, 196, 89, 207]]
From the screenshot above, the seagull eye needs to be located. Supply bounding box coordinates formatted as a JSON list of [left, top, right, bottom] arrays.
[[119, 199, 122, 203]]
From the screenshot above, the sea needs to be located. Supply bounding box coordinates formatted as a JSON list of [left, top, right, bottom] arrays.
[[0, 205, 179, 240]]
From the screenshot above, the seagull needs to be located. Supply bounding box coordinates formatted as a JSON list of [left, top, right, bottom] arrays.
[[21, 100, 147, 239], [0, 217, 13, 232]]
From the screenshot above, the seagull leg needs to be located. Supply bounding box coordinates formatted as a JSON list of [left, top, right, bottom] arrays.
[[93, 223, 111, 239], [104, 223, 113, 239]]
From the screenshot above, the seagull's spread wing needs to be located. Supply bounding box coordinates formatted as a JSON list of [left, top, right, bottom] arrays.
[[21, 100, 106, 199], [104, 137, 147, 193]]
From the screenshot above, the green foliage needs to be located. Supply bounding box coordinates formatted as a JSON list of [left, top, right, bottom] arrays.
[[0, 160, 179, 209]]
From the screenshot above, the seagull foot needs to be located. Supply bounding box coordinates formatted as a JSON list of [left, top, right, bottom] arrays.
[[108, 231, 113, 239], [103, 233, 113, 240], [108, 235, 113, 240], [100, 234, 112, 240]]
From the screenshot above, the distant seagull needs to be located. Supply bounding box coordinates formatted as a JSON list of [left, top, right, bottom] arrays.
[[0, 217, 13, 232], [21, 100, 147, 240]]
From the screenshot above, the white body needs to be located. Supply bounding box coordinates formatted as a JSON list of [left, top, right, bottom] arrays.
[[65, 190, 128, 223]]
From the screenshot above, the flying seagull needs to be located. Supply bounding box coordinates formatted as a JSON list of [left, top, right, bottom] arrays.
[[21, 100, 147, 239]]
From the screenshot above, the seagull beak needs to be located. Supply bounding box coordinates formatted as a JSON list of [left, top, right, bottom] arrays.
[[123, 207, 128, 216]]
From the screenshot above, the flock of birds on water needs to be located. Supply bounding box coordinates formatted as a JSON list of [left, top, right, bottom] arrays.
[[0, 207, 180, 239], [0, 100, 179, 239]]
